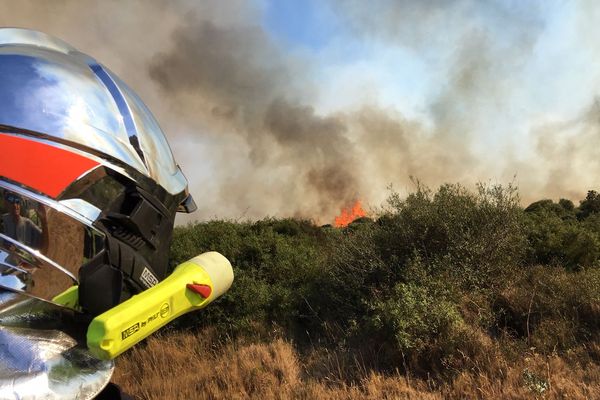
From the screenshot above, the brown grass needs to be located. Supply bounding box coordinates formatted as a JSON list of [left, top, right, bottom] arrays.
[[113, 329, 435, 400], [113, 328, 600, 400]]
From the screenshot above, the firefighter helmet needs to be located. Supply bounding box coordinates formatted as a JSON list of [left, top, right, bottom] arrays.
[[0, 27, 196, 315]]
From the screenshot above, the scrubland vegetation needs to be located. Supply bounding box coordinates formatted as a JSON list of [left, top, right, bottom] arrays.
[[114, 183, 600, 399]]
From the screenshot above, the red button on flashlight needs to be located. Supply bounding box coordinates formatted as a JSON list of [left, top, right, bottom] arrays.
[[186, 283, 212, 298]]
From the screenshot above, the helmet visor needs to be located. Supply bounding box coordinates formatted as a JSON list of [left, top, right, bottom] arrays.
[[0, 183, 105, 304]]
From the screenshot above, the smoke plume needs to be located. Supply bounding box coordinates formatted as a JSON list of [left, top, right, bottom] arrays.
[[1, 1, 600, 223]]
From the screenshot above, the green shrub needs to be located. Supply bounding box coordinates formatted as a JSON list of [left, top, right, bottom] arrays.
[[524, 201, 600, 269], [375, 182, 526, 290], [493, 266, 600, 352], [166, 183, 600, 376], [169, 219, 328, 334], [369, 281, 462, 352]]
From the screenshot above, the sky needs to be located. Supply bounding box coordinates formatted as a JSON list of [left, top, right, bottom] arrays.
[[1, 0, 600, 224]]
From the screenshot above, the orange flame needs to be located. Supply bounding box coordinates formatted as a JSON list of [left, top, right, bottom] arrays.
[[334, 200, 366, 227]]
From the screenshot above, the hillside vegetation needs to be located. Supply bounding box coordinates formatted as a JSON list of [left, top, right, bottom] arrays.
[[114, 184, 600, 399]]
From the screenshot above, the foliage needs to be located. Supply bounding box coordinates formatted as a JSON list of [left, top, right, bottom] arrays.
[[376, 182, 525, 290], [524, 198, 600, 269], [369, 280, 462, 352], [578, 190, 600, 220], [167, 183, 600, 377], [169, 218, 328, 333]]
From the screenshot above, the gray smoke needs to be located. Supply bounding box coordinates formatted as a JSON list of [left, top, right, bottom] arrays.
[[1, 1, 599, 223]]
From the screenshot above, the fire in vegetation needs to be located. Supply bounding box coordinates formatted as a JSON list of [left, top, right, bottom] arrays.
[[334, 200, 366, 227]]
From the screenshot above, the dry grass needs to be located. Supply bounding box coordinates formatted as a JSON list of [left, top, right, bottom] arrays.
[[445, 353, 600, 400], [113, 328, 435, 400], [113, 328, 600, 400]]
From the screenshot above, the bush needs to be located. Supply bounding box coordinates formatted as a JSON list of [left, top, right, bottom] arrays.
[[493, 266, 600, 352], [375, 182, 526, 290], [166, 183, 600, 377], [369, 281, 462, 353], [524, 200, 600, 269], [169, 219, 328, 334]]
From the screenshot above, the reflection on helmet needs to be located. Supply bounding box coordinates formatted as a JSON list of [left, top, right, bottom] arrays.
[[0, 28, 197, 315]]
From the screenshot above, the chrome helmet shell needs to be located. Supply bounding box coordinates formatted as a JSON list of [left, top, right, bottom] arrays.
[[0, 27, 188, 195], [0, 28, 196, 315]]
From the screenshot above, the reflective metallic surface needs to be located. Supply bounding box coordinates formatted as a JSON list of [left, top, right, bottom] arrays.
[[58, 198, 102, 223], [0, 28, 187, 195], [0, 233, 75, 297], [0, 289, 114, 400], [0, 185, 105, 303]]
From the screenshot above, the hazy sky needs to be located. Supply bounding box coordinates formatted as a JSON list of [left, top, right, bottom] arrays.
[[1, 1, 600, 223]]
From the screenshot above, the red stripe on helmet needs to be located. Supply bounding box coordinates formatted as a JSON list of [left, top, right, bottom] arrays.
[[0, 134, 99, 198]]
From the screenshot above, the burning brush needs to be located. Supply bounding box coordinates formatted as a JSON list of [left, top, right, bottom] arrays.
[[334, 200, 367, 227]]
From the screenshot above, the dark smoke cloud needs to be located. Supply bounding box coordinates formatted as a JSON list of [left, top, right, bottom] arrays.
[[147, 16, 364, 219], [1, 1, 600, 223], [264, 99, 359, 214]]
